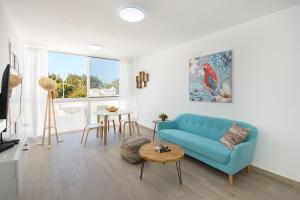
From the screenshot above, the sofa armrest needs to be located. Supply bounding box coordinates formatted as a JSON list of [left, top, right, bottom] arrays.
[[227, 140, 256, 175], [232, 141, 256, 161], [157, 121, 177, 131]]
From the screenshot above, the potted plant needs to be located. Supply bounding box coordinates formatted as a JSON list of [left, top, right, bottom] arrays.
[[158, 113, 168, 121]]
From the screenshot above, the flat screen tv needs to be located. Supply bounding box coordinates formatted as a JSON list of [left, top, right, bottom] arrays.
[[0, 64, 22, 147]]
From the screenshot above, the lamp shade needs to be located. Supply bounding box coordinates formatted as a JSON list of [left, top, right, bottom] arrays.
[[9, 74, 22, 88], [39, 77, 56, 91]]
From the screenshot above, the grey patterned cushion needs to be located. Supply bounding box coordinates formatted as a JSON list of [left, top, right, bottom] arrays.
[[120, 136, 151, 164], [220, 124, 250, 150]]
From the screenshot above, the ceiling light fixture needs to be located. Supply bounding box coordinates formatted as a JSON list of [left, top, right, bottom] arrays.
[[89, 44, 103, 51], [119, 6, 145, 22]]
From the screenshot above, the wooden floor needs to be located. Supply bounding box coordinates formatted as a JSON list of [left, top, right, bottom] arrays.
[[17, 127, 300, 200]]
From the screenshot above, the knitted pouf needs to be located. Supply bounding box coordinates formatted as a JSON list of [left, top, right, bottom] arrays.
[[120, 136, 151, 164]]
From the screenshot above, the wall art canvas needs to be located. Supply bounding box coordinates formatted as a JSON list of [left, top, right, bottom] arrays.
[[189, 50, 232, 103]]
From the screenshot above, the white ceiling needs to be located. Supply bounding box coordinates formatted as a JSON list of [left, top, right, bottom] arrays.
[[5, 0, 300, 59]]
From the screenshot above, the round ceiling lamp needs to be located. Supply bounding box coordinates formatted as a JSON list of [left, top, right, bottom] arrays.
[[119, 7, 145, 22]]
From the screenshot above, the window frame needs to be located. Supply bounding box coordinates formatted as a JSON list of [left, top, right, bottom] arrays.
[[48, 51, 120, 101]]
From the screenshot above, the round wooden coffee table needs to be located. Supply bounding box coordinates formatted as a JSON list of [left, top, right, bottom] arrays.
[[139, 143, 184, 184]]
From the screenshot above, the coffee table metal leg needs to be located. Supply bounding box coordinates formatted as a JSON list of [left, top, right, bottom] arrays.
[[140, 161, 145, 180], [176, 160, 182, 185]]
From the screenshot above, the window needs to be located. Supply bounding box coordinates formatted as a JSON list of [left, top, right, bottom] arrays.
[[48, 52, 88, 98], [89, 57, 119, 97], [48, 52, 120, 98]]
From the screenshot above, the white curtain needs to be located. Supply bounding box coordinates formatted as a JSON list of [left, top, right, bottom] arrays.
[[22, 47, 48, 138], [119, 59, 136, 110]]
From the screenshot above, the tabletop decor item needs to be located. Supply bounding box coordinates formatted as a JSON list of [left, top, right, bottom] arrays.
[[153, 144, 171, 153], [136, 71, 149, 88], [189, 50, 232, 103], [38, 77, 63, 149], [106, 105, 118, 112], [158, 113, 168, 121]]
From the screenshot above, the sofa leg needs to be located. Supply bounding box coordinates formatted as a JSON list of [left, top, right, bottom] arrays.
[[228, 175, 233, 186], [247, 165, 251, 173]]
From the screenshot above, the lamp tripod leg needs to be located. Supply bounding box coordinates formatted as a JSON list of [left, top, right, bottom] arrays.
[[51, 93, 62, 143], [47, 93, 52, 149], [38, 95, 48, 145]]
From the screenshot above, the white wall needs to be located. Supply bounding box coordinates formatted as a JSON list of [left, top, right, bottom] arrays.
[[119, 59, 135, 110], [134, 5, 300, 182], [0, 0, 23, 79]]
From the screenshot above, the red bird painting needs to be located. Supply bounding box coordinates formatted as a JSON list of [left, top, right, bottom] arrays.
[[202, 63, 218, 95], [189, 51, 232, 103]]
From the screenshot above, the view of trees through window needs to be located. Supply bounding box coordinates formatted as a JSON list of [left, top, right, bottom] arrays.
[[48, 52, 120, 98]]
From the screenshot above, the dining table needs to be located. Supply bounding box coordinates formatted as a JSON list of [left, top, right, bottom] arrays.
[[93, 109, 133, 145]]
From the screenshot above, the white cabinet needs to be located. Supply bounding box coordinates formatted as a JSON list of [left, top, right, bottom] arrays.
[[0, 120, 27, 200]]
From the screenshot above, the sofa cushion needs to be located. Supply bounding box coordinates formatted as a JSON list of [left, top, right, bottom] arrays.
[[159, 129, 231, 164]]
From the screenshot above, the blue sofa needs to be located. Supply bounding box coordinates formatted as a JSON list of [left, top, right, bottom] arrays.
[[157, 113, 257, 185]]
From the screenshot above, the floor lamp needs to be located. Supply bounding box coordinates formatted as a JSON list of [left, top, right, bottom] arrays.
[[38, 77, 63, 149]]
